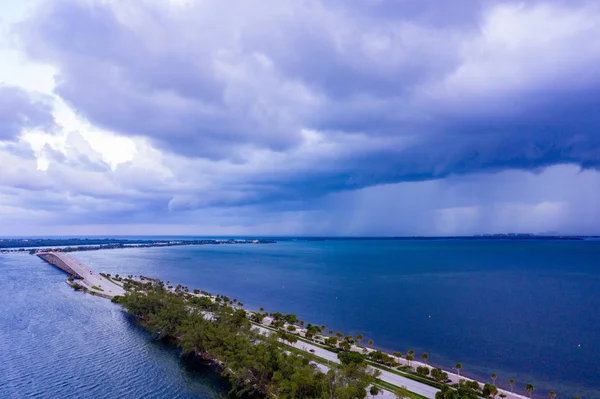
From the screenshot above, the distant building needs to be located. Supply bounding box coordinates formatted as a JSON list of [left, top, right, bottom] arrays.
[[261, 316, 273, 326]]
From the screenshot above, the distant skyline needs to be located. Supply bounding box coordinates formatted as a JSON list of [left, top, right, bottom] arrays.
[[1, 0, 600, 236]]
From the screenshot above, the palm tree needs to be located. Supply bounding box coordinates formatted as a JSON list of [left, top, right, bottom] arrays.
[[421, 352, 429, 364], [356, 334, 364, 345], [408, 349, 415, 357], [405, 354, 414, 367], [455, 363, 462, 376], [260, 307, 264, 312], [548, 391, 556, 399], [490, 385, 498, 398], [509, 378, 515, 393], [393, 351, 403, 361], [526, 384, 534, 398], [368, 339, 374, 347], [328, 330, 333, 335], [336, 331, 343, 339], [491, 373, 497, 385], [321, 324, 326, 332]]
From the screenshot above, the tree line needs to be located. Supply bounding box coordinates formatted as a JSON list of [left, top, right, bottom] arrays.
[[114, 280, 380, 398]]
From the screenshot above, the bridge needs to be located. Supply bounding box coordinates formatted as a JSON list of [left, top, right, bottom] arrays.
[[38, 252, 125, 298]]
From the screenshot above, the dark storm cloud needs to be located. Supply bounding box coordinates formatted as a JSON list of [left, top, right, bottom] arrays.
[[11, 0, 600, 211], [0, 85, 54, 141]]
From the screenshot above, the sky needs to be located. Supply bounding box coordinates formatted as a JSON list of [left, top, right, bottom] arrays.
[[1, 0, 600, 236]]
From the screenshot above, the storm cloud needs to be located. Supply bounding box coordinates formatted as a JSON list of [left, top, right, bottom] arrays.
[[1, 0, 600, 234]]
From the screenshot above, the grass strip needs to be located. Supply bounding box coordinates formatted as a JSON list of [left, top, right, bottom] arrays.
[[101, 274, 123, 287], [367, 361, 445, 389], [374, 379, 428, 399]]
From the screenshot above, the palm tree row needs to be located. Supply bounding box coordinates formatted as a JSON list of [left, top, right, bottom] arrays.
[[249, 307, 570, 399]]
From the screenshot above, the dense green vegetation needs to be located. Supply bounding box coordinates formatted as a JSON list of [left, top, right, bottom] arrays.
[[115, 281, 380, 398], [110, 276, 563, 399], [70, 282, 84, 291]]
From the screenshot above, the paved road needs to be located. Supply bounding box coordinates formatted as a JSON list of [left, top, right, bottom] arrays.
[[51, 252, 126, 297], [391, 356, 530, 399], [254, 325, 438, 398]]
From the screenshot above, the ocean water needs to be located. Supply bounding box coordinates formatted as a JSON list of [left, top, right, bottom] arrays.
[[0, 254, 232, 399], [2, 239, 600, 398]]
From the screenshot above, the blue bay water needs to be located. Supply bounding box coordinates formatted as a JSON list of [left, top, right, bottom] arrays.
[[0, 254, 232, 399], [2, 239, 600, 398]]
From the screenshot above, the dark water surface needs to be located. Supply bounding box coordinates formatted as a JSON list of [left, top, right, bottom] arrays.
[[2, 239, 600, 398], [0, 254, 231, 399]]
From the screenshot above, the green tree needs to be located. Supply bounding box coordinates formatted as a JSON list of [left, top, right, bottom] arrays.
[[483, 384, 498, 398], [369, 385, 380, 398], [491, 373, 497, 385], [405, 354, 414, 367], [455, 363, 463, 376], [338, 351, 366, 366], [408, 349, 415, 357], [526, 384, 535, 398], [284, 313, 298, 324], [393, 351, 403, 362], [548, 391, 556, 399], [416, 366, 430, 376], [490, 385, 499, 398], [356, 333, 364, 345], [431, 367, 448, 382], [324, 363, 381, 399], [509, 378, 515, 393], [336, 331, 344, 339], [368, 339, 374, 347], [436, 382, 479, 399], [421, 352, 429, 364]]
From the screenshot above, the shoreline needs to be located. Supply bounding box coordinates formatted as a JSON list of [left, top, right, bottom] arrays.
[[0, 238, 277, 254], [36, 249, 576, 399], [73, 272, 542, 399]]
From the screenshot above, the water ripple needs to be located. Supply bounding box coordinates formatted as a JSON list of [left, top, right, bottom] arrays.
[[0, 254, 230, 399]]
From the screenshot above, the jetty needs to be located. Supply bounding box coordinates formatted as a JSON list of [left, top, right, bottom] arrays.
[[38, 252, 125, 298]]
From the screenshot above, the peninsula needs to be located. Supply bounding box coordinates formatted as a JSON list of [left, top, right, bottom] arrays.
[[35, 251, 559, 399]]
